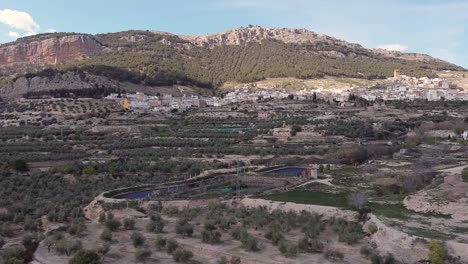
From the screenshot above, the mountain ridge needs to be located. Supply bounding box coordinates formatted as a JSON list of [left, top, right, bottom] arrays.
[[0, 26, 460, 68], [0, 26, 464, 98]]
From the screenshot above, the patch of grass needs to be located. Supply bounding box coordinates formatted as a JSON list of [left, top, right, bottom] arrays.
[[329, 166, 360, 175], [369, 203, 451, 221], [261, 190, 350, 209], [451, 226, 468, 234], [424, 138, 439, 145], [406, 227, 456, 241], [369, 203, 411, 220], [400, 140, 418, 148]]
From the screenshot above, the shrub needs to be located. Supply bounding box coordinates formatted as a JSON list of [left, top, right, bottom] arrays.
[[64, 165, 77, 174], [172, 249, 193, 262], [332, 219, 363, 245], [105, 218, 121, 232], [69, 218, 87, 236], [265, 226, 284, 245], [368, 224, 378, 234], [279, 241, 298, 258], [231, 227, 243, 240], [290, 125, 302, 136], [55, 239, 82, 256], [98, 212, 106, 224], [134, 248, 152, 263], [97, 243, 110, 259], [154, 236, 167, 250], [123, 218, 135, 230], [100, 229, 112, 242], [10, 159, 29, 172], [297, 237, 323, 253], [324, 249, 344, 262], [348, 192, 369, 210], [166, 239, 178, 254], [202, 229, 222, 244], [131, 232, 145, 247], [219, 216, 236, 230], [69, 250, 101, 264], [1, 246, 28, 264], [428, 240, 445, 264], [360, 246, 373, 257], [175, 219, 194, 238], [462, 167, 468, 183], [146, 215, 165, 233], [82, 166, 96, 175], [371, 254, 383, 264], [240, 232, 259, 252]]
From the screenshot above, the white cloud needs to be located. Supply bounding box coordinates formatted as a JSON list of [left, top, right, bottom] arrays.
[[7, 31, 20, 38], [0, 9, 57, 40], [376, 44, 408, 52], [0, 9, 40, 35]]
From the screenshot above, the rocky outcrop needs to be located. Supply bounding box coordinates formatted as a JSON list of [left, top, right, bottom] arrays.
[[0, 71, 119, 98], [373, 48, 450, 64], [0, 34, 103, 68], [180, 26, 362, 49]]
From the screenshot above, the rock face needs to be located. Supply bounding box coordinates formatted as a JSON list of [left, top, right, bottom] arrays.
[[373, 48, 449, 64], [180, 26, 361, 49], [1, 71, 119, 98], [0, 34, 103, 68]]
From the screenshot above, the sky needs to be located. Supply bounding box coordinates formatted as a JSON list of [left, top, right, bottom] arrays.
[[0, 0, 467, 67]]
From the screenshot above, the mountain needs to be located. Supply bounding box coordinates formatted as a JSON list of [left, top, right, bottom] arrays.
[[0, 26, 464, 98], [0, 33, 103, 70]]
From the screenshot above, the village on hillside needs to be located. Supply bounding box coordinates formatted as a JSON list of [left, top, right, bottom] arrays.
[[106, 70, 468, 113]]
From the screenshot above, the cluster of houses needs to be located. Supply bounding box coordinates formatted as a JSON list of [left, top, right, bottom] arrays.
[[106, 90, 294, 112], [349, 85, 468, 102], [348, 72, 468, 101], [107, 70, 468, 112], [106, 92, 222, 112]]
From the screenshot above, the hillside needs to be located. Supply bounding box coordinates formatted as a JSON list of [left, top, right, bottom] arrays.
[[0, 26, 464, 98]]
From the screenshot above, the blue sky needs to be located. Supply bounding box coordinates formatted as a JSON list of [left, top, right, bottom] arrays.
[[0, 0, 467, 67]]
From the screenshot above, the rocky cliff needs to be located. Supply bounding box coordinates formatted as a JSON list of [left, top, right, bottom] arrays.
[[179, 26, 362, 49], [0, 34, 104, 68], [1, 71, 119, 99]]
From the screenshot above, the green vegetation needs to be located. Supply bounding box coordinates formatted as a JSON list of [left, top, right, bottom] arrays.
[[261, 190, 349, 208], [100, 229, 112, 242], [462, 167, 468, 183], [154, 236, 167, 250], [406, 227, 455, 241], [134, 248, 152, 263], [10, 159, 29, 172], [69, 250, 102, 264], [428, 240, 445, 264], [368, 224, 378, 234], [166, 239, 179, 254], [172, 249, 194, 262], [13, 30, 462, 91], [146, 214, 165, 233], [131, 231, 145, 247], [175, 219, 194, 238], [369, 203, 451, 221], [123, 218, 136, 230]]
